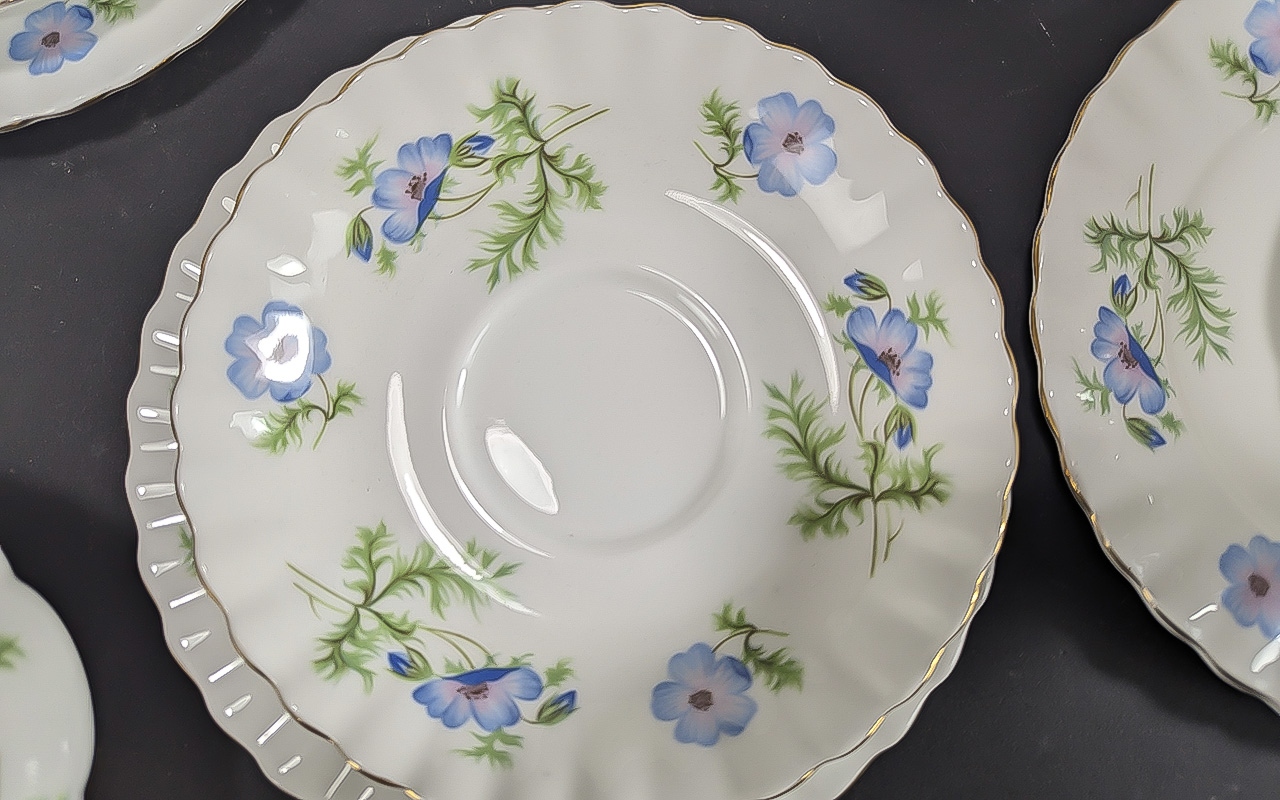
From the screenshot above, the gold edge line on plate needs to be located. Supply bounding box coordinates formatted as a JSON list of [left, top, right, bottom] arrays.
[[166, 3, 1023, 798], [1029, 0, 1280, 715], [0, 0, 250, 135]]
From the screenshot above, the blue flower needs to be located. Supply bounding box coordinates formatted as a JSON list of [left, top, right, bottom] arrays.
[[846, 307, 934, 409], [372, 134, 452, 244], [224, 301, 332, 403], [743, 92, 837, 197], [651, 643, 757, 747], [843, 271, 889, 302], [1220, 535, 1280, 637], [1090, 306, 1165, 414], [388, 652, 412, 676], [412, 666, 543, 731], [1246, 0, 1280, 75], [8, 2, 97, 76]]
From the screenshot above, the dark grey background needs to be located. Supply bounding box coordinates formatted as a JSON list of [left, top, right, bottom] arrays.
[[1, 0, 1276, 797]]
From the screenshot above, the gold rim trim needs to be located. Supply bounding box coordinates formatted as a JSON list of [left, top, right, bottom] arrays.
[[171, 3, 1023, 797], [0, 0, 248, 134], [1029, 0, 1280, 715]]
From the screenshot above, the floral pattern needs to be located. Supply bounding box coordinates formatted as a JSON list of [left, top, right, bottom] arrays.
[[290, 523, 576, 768], [652, 644, 756, 746], [765, 273, 952, 577], [6, 0, 136, 76], [414, 666, 543, 731], [1219, 535, 1280, 638], [8, 3, 96, 75], [696, 89, 837, 202], [224, 301, 361, 453], [336, 78, 608, 288], [651, 605, 802, 747], [1072, 167, 1231, 450], [1211, 2, 1280, 120]]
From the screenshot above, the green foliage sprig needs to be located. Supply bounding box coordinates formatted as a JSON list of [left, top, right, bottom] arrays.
[[1210, 39, 1280, 121], [289, 522, 520, 691], [712, 604, 804, 694]]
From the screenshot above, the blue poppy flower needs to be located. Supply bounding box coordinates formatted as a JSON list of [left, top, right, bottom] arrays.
[[651, 643, 757, 747], [8, 2, 97, 76], [372, 134, 453, 244], [1246, 0, 1280, 75], [412, 666, 542, 732], [1220, 535, 1280, 637], [224, 301, 332, 403], [843, 271, 889, 302], [1090, 306, 1165, 414], [743, 92, 837, 197], [846, 307, 934, 409]]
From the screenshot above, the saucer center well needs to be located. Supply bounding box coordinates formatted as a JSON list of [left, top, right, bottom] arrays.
[[446, 267, 736, 545]]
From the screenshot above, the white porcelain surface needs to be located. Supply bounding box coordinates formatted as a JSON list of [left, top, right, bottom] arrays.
[[128, 6, 1014, 799], [0, 548, 94, 800], [0, 0, 243, 132], [1036, 0, 1280, 711]]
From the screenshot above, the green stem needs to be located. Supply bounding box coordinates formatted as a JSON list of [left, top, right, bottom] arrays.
[[1253, 75, 1280, 100], [848, 367, 864, 439], [869, 498, 880, 579], [693, 140, 758, 181], [424, 627, 494, 666], [883, 511, 903, 562], [293, 584, 350, 616], [1152, 163, 1162, 234], [856, 372, 875, 437], [313, 375, 335, 449], [432, 182, 498, 221], [424, 629, 476, 669], [544, 103, 591, 130], [437, 183, 497, 204], [1149, 290, 1167, 367], [289, 564, 361, 606], [711, 626, 788, 654], [543, 107, 610, 143]]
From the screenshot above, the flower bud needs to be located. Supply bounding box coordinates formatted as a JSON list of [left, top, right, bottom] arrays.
[[534, 690, 578, 725], [884, 405, 916, 450], [1125, 417, 1167, 450], [842, 271, 889, 302], [1110, 274, 1136, 316]]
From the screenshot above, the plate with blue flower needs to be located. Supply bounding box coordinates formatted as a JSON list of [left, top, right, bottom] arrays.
[[167, 3, 1017, 799], [1035, 0, 1280, 718], [0, 0, 245, 132]]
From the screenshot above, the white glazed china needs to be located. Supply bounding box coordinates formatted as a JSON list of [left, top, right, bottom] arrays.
[[130, 4, 1014, 798], [0, 0, 243, 132], [1035, 0, 1280, 711], [126, 21, 999, 798], [0, 548, 94, 800], [172, 4, 1016, 798]]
